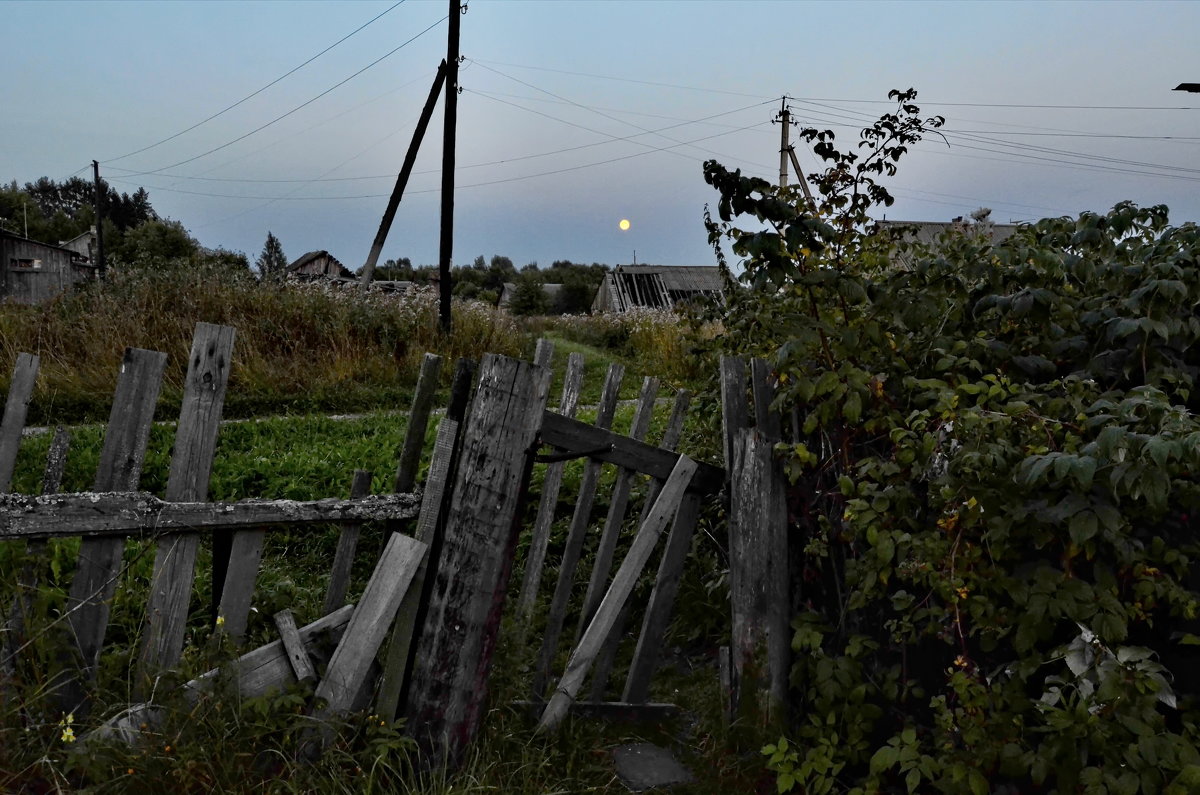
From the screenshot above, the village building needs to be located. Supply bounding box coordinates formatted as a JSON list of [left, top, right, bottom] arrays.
[[591, 265, 723, 313], [1, 228, 97, 304], [59, 227, 97, 263], [497, 281, 565, 310], [874, 212, 1020, 247], [287, 250, 357, 284]]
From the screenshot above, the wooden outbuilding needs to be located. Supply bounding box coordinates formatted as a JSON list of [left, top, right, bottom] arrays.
[[288, 251, 356, 284], [591, 265, 723, 314], [1, 229, 97, 304]]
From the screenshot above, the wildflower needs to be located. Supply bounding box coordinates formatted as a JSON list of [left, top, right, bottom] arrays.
[[61, 726, 76, 743], [215, 615, 225, 627], [954, 655, 969, 669], [127, 769, 135, 776], [956, 587, 970, 600], [164, 745, 172, 754]]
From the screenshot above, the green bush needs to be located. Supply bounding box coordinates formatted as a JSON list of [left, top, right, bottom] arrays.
[[706, 90, 1200, 793]]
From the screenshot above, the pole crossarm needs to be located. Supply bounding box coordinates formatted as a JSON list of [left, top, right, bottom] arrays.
[[0, 492, 422, 540]]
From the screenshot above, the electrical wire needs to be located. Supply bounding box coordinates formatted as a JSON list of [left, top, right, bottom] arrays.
[[121, 15, 447, 176], [103, 1, 408, 165]]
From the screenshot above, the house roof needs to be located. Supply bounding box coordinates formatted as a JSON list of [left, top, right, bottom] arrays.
[[874, 219, 1020, 246], [288, 250, 355, 279], [613, 265, 723, 293], [1, 228, 82, 256]]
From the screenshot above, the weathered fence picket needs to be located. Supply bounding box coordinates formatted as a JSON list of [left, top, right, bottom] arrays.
[[322, 469, 375, 616], [0, 352, 37, 490], [404, 354, 552, 768], [137, 323, 235, 691], [394, 352, 443, 493]]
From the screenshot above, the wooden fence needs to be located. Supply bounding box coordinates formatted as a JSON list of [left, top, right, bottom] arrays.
[[0, 323, 746, 771]]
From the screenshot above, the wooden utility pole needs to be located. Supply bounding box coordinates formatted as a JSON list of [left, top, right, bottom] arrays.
[[774, 99, 814, 205], [358, 61, 449, 293], [92, 160, 106, 277], [438, 0, 462, 335]]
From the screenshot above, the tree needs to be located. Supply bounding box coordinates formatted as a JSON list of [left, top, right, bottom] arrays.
[[507, 273, 550, 316], [256, 231, 288, 281], [705, 89, 1200, 793]]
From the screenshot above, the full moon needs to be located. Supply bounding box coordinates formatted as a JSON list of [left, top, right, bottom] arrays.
[[618, 219, 631, 231]]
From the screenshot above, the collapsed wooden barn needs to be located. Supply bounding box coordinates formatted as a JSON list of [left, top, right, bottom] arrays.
[[591, 265, 723, 313]]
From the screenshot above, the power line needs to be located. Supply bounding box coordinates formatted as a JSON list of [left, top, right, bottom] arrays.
[[467, 58, 772, 100], [103, 1, 407, 165], [122, 15, 447, 176]]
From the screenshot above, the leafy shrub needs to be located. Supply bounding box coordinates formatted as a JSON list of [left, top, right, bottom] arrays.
[[706, 90, 1200, 793]]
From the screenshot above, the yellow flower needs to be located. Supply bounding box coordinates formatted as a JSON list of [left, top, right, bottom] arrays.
[[954, 655, 968, 669], [956, 587, 970, 600], [215, 615, 225, 627], [61, 727, 76, 743]]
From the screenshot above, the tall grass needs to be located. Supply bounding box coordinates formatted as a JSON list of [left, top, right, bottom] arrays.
[[0, 264, 522, 422]]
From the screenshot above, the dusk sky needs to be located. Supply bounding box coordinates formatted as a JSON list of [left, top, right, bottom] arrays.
[[4, 1, 1198, 270]]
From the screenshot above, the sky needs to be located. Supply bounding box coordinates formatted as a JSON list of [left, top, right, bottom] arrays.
[[3, 0, 1198, 270]]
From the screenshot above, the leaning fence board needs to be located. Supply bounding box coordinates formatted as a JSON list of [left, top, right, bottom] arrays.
[[537, 455, 698, 732], [532, 363, 624, 699], [0, 352, 38, 491], [375, 418, 459, 721], [405, 354, 551, 769], [539, 411, 722, 494], [577, 376, 659, 636], [63, 348, 168, 702], [215, 528, 266, 643], [533, 337, 554, 369], [588, 389, 693, 697], [622, 492, 702, 703], [394, 353, 444, 493], [0, 492, 424, 540], [517, 351, 585, 621], [312, 532, 426, 724], [138, 324, 235, 686], [321, 469, 375, 616]]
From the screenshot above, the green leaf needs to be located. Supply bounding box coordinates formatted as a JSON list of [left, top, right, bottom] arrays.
[[869, 745, 899, 774], [843, 391, 863, 424]]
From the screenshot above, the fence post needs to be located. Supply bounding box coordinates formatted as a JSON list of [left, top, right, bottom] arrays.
[[136, 324, 235, 693], [404, 354, 551, 769], [0, 352, 39, 490]]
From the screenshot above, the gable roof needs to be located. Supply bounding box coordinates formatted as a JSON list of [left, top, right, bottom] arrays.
[[288, 250, 355, 279]]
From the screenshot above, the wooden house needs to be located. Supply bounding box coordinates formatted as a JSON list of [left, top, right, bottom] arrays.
[[1, 229, 97, 304], [591, 265, 723, 313], [288, 251, 356, 284]]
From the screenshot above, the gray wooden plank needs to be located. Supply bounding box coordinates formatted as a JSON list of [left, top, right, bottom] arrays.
[[0, 352, 38, 491], [215, 528, 266, 643], [137, 323, 235, 689], [272, 609, 316, 683], [63, 347, 168, 703], [533, 337, 554, 369], [375, 417, 459, 721], [532, 362, 624, 700], [0, 492, 423, 540], [517, 351, 584, 621], [720, 356, 749, 480], [577, 376, 659, 637], [621, 492, 701, 703], [312, 532, 426, 724], [751, 358, 783, 441], [404, 354, 552, 769], [321, 469, 374, 616], [537, 455, 698, 732], [394, 353, 443, 493], [539, 411, 722, 495]]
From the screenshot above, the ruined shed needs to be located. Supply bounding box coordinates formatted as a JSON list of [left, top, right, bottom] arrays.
[[591, 265, 723, 313], [288, 251, 356, 284], [1, 229, 97, 304]]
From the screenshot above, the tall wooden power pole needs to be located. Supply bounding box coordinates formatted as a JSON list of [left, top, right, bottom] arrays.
[[438, 0, 462, 335], [92, 160, 106, 277], [774, 99, 815, 205]]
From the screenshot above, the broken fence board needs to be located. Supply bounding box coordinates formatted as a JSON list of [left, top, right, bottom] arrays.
[[719, 356, 749, 482], [0, 352, 38, 491], [138, 323, 235, 689], [533, 337, 555, 369], [321, 469, 375, 616], [215, 528, 266, 643], [516, 351, 585, 621], [394, 353, 443, 493], [0, 492, 423, 540], [405, 354, 551, 770], [532, 362, 624, 700], [313, 532, 427, 723], [577, 376, 659, 637], [273, 609, 316, 683], [751, 357, 783, 442], [537, 454, 698, 732]]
